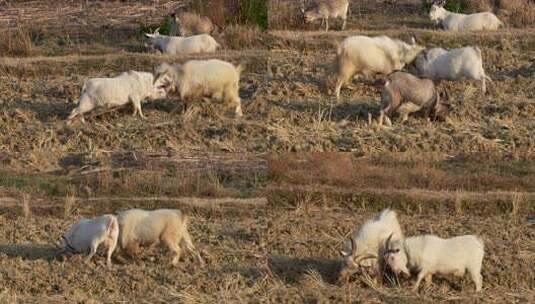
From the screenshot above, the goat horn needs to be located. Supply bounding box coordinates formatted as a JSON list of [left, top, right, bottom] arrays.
[[354, 254, 378, 263], [385, 232, 394, 249], [350, 236, 358, 257]]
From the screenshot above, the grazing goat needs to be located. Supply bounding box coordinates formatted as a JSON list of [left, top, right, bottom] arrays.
[[145, 30, 220, 55], [153, 59, 244, 117], [302, 0, 349, 31], [429, 2, 504, 31], [334, 35, 425, 100], [68, 71, 166, 122], [118, 209, 204, 266], [339, 209, 403, 281], [413, 46, 491, 93], [384, 233, 485, 292], [379, 71, 452, 126], [169, 12, 215, 37], [145, 30, 221, 55], [58, 214, 119, 267]]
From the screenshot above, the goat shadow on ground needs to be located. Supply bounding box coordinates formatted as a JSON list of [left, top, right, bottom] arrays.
[[0, 243, 58, 261], [270, 99, 380, 122], [10, 99, 69, 122], [268, 255, 341, 284]]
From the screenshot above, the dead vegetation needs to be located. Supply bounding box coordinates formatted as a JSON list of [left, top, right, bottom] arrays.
[[0, 187, 533, 303], [0, 0, 534, 302]]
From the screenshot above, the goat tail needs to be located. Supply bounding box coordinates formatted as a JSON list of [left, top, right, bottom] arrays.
[[106, 215, 119, 236], [334, 39, 342, 56], [236, 63, 245, 76]]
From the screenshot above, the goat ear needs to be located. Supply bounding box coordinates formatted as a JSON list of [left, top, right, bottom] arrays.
[[423, 50, 429, 61], [410, 36, 417, 45], [340, 250, 348, 257]]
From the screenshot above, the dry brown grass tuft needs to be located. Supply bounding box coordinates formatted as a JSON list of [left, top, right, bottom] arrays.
[[0, 28, 36, 57], [461, 0, 494, 12], [268, 0, 304, 30], [18, 192, 31, 218], [221, 25, 266, 49], [63, 189, 76, 219], [498, 0, 535, 26]]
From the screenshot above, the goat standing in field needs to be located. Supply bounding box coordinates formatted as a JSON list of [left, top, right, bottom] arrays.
[[57, 214, 119, 268], [384, 233, 485, 292], [302, 0, 349, 31], [429, 0, 504, 31], [339, 209, 404, 281], [118, 208, 204, 266], [378, 71, 452, 126]]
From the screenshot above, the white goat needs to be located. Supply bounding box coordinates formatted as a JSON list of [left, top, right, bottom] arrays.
[[58, 214, 119, 267], [302, 0, 349, 31], [68, 71, 166, 122], [153, 59, 244, 117], [339, 209, 403, 281], [413, 46, 491, 93], [145, 31, 220, 55], [117, 208, 204, 266], [429, 4, 504, 31], [384, 234, 485, 292], [334, 35, 425, 100]]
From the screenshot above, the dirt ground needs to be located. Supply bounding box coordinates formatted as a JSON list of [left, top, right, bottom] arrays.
[[0, 195, 533, 303], [1, 0, 534, 303]]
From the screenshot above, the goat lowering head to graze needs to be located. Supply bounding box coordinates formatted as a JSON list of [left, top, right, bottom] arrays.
[[414, 46, 492, 93], [153, 59, 244, 118], [333, 35, 425, 100], [339, 209, 403, 282], [384, 233, 485, 292], [378, 71, 452, 126], [57, 214, 119, 268], [145, 28, 220, 55], [68, 71, 167, 122], [117, 208, 204, 266], [429, 1, 504, 31], [169, 11, 215, 37], [302, 0, 349, 31]]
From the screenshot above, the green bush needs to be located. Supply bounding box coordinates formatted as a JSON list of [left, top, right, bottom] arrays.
[[236, 0, 268, 29]]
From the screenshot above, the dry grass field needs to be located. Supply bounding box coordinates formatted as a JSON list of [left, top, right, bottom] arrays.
[[0, 0, 534, 303]]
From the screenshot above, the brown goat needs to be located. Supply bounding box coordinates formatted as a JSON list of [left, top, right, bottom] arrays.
[[379, 71, 452, 126], [169, 12, 215, 37]]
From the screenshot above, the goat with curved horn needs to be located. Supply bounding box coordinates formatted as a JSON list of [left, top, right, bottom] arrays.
[[338, 209, 404, 282]]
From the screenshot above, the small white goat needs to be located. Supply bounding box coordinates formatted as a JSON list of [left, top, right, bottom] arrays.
[[57, 214, 119, 267], [429, 3, 504, 31], [302, 0, 349, 31], [153, 59, 244, 117], [384, 234, 485, 292], [339, 209, 403, 281], [118, 208, 204, 266], [68, 71, 166, 122], [413, 46, 491, 93], [333, 35, 425, 100], [145, 31, 220, 55]]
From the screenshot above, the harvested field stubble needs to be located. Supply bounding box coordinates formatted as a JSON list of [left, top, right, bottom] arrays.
[[0, 194, 533, 302], [0, 0, 534, 302]]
